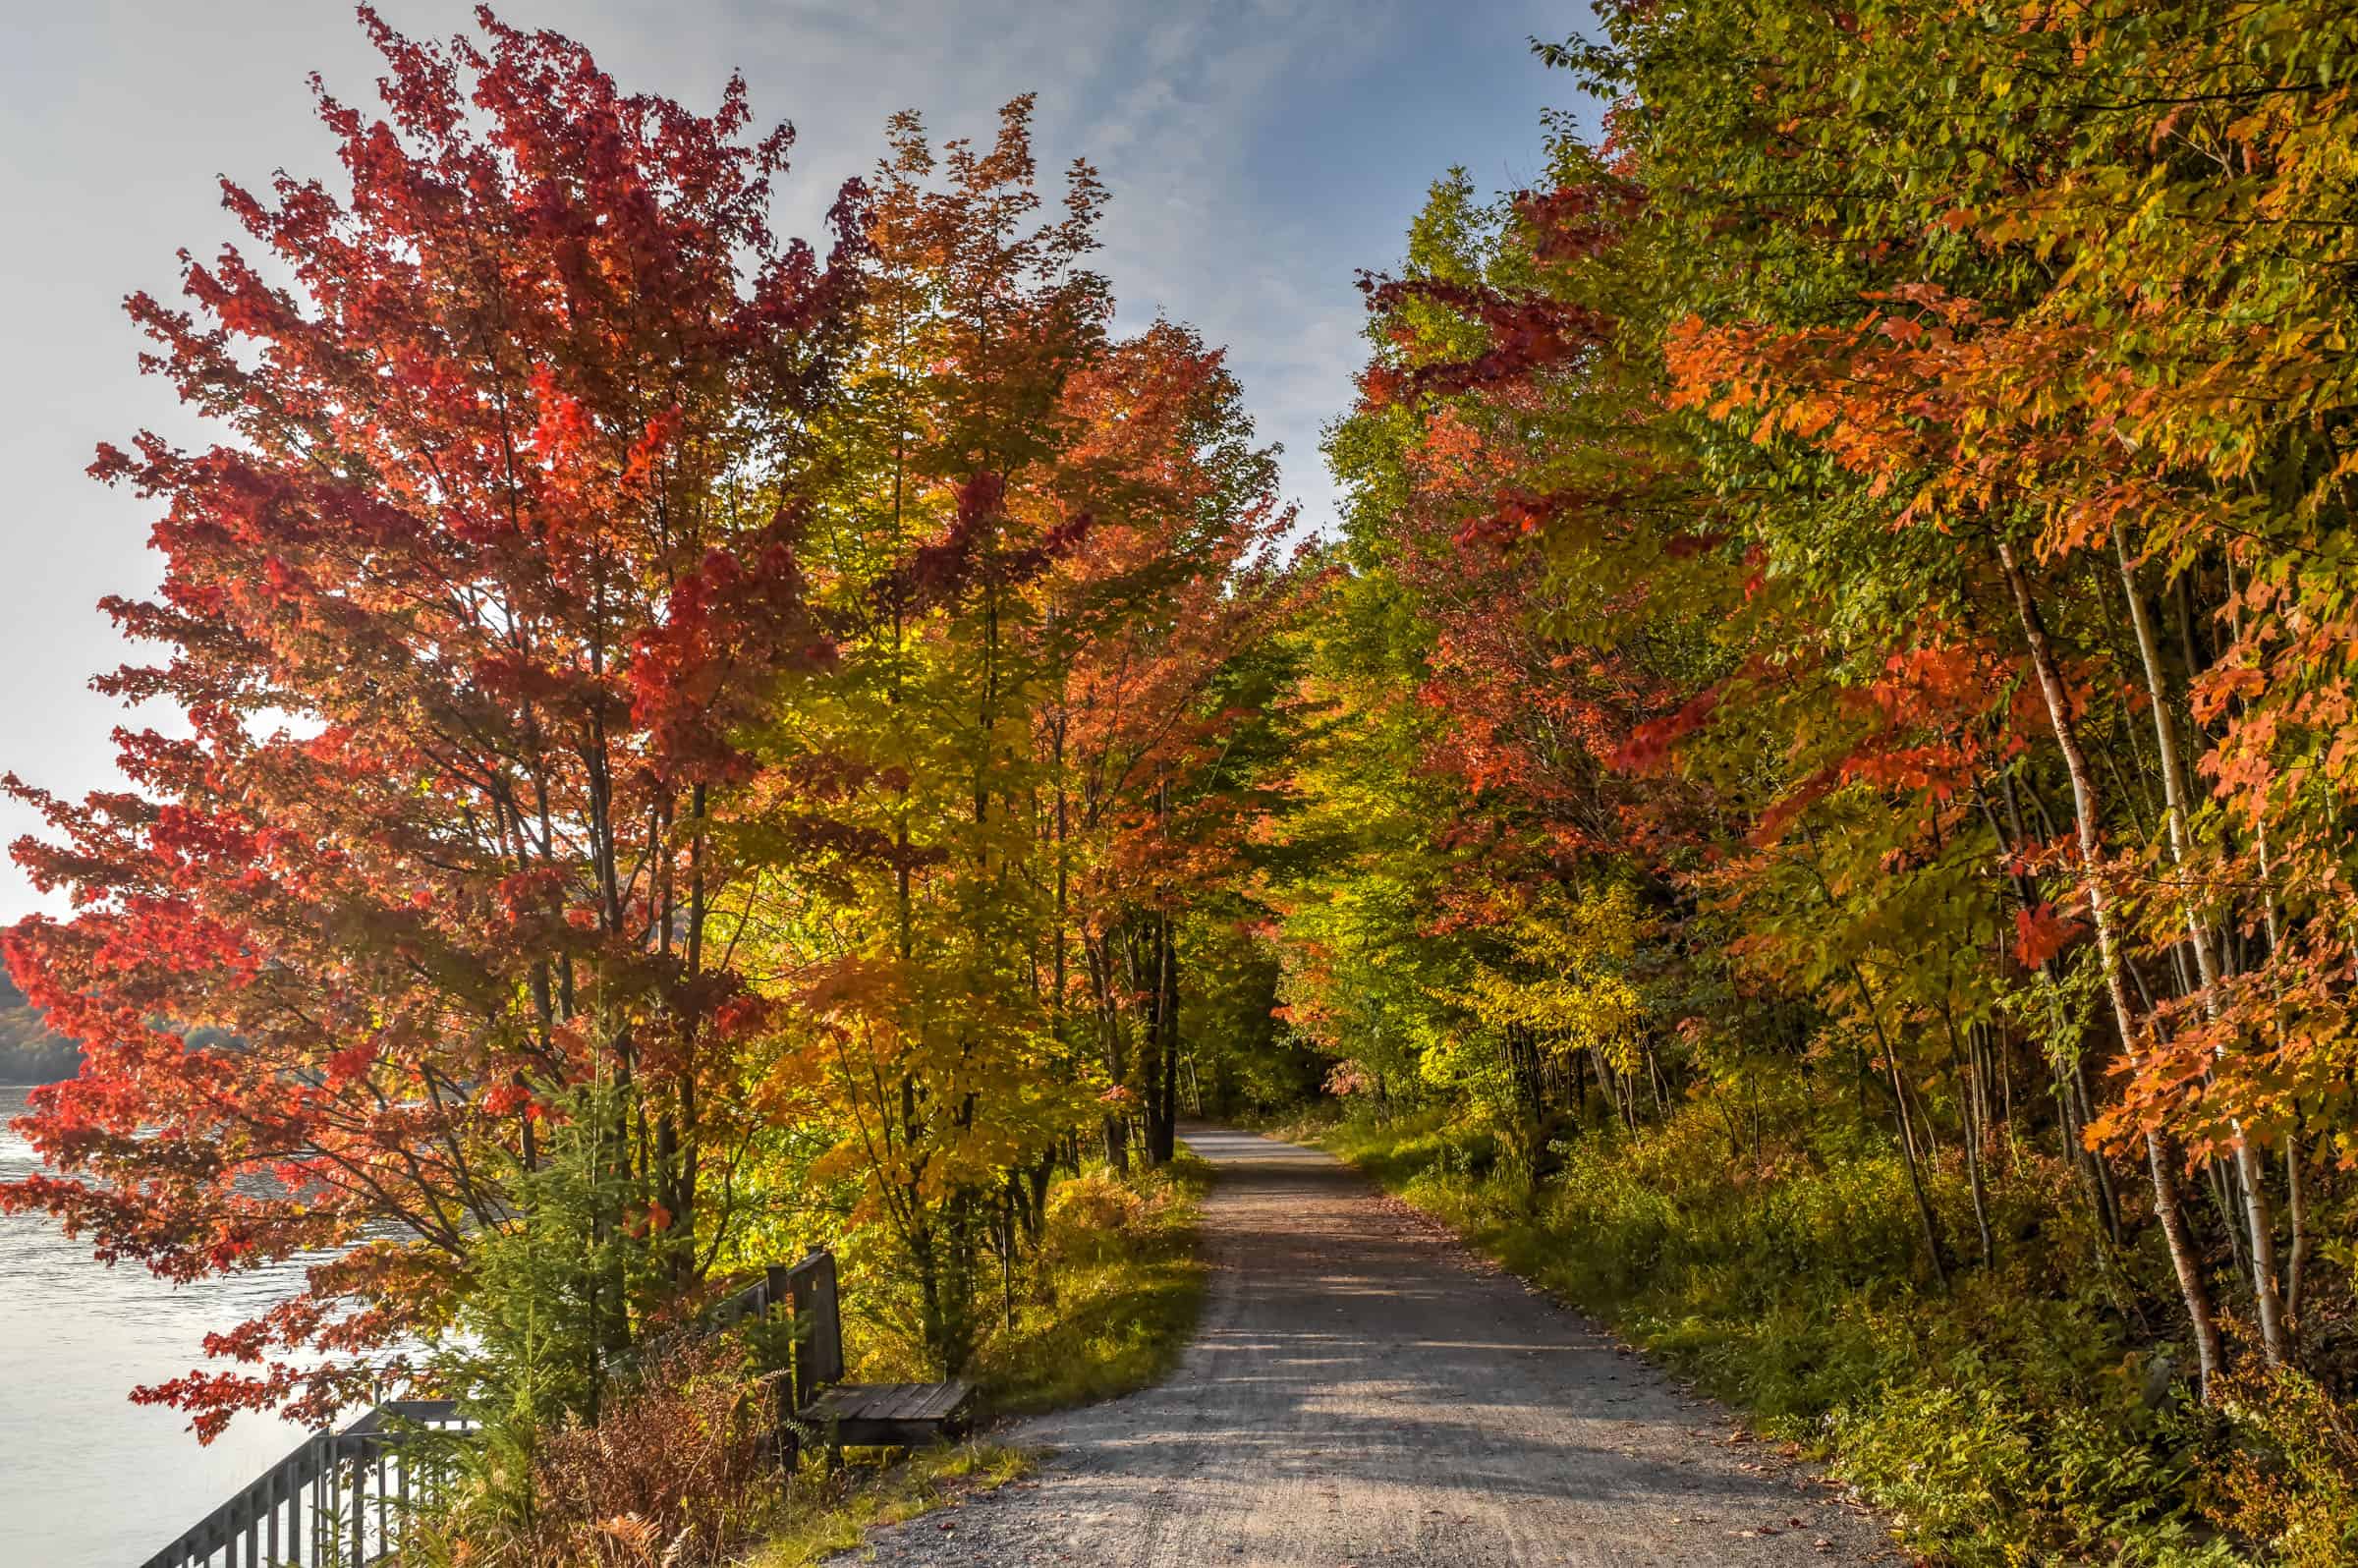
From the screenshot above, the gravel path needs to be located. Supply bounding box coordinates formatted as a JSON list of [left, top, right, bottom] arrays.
[[838, 1124, 1900, 1567]]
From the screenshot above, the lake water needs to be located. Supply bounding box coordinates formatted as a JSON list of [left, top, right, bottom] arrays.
[[2, 1084, 324, 1567]]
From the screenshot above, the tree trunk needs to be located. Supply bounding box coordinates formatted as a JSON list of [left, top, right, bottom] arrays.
[[1999, 539, 2223, 1395], [1133, 918, 1169, 1168], [1088, 933, 1131, 1175], [1852, 965, 1948, 1289], [1155, 915, 1181, 1164], [2285, 1127, 2310, 1334], [1940, 1006, 1995, 1267], [2118, 532, 2287, 1364]]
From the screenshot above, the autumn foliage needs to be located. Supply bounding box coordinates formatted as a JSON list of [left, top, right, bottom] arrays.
[[16, 1, 2358, 1560], [1279, 0, 2358, 1557], [1, 11, 1302, 1442]]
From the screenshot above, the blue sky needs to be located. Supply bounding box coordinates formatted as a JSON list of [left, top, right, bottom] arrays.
[[0, 0, 1595, 920]]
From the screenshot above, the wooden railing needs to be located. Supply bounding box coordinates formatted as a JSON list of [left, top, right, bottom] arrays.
[[135, 1256, 833, 1568], [135, 1399, 475, 1568]]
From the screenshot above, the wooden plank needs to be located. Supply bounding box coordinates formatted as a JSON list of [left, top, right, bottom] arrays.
[[352, 1439, 367, 1567], [286, 1459, 303, 1568], [832, 1415, 953, 1446], [816, 1379, 971, 1424], [808, 1379, 973, 1447], [884, 1381, 960, 1420], [845, 1383, 914, 1419], [787, 1251, 846, 1400]]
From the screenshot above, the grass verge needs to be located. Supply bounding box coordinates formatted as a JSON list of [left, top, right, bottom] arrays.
[[746, 1441, 1038, 1567], [967, 1146, 1213, 1417]]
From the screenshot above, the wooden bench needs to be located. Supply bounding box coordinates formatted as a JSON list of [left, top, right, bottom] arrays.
[[775, 1249, 975, 1457]]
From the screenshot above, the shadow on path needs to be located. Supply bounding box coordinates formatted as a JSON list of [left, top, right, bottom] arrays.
[[842, 1124, 1898, 1568]]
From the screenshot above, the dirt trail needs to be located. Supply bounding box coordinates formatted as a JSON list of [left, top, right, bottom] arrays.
[[840, 1125, 1898, 1566]]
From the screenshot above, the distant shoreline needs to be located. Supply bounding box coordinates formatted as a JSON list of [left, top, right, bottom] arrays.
[[2, 976, 81, 1085]]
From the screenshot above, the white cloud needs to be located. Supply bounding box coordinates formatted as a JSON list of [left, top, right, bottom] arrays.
[[0, 0, 1581, 918]]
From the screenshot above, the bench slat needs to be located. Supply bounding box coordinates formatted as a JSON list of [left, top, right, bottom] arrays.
[[808, 1378, 973, 1446]]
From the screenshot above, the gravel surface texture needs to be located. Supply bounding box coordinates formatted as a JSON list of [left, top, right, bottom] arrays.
[[836, 1124, 1902, 1567]]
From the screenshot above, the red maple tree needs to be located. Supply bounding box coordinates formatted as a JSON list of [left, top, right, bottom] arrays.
[[2, 8, 862, 1435]]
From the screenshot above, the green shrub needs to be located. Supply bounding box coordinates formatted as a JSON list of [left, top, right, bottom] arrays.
[[2205, 1365, 2358, 1568]]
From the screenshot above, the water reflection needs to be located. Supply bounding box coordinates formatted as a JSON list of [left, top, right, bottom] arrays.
[[1, 1084, 326, 1567]]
